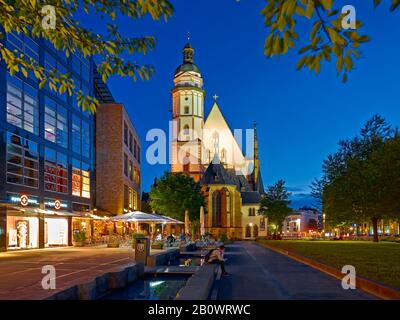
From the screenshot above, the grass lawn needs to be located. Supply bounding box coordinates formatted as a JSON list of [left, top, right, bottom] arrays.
[[258, 240, 400, 289]]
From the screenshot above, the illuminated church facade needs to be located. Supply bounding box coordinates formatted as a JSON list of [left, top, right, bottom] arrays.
[[170, 42, 267, 240]]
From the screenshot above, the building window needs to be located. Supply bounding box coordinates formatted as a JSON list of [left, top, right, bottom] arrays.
[[212, 191, 222, 227], [124, 122, 128, 146], [183, 125, 190, 136], [124, 153, 128, 176], [184, 106, 189, 114], [82, 121, 90, 159], [7, 33, 38, 80], [44, 97, 68, 148], [72, 52, 90, 84], [249, 208, 256, 216], [6, 75, 39, 135], [71, 116, 90, 158], [124, 185, 129, 211], [129, 161, 134, 181], [72, 159, 91, 198], [129, 132, 133, 153], [6, 132, 39, 188], [138, 145, 141, 164], [133, 139, 137, 159], [44, 148, 68, 193], [134, 167, 141, 187], [72, 115, 81, 154], [44, 51, 68, 102]]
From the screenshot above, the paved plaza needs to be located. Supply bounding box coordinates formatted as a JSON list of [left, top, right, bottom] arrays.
[[215, 242, 375, 300], [0, 246, 136, 300]]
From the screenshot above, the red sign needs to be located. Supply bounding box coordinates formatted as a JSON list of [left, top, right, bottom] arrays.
[[20, 194, 29, 207], [54, 200, 61, 210]]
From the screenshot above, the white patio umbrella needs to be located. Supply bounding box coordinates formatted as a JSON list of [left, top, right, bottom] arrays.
[[200, 206, 205, 236], [184, 210, 190, 234]]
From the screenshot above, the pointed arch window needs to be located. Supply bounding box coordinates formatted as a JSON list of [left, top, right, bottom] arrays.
[[212, 190, 222, 227]]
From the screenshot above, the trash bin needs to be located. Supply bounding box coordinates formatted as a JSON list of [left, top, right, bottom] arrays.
[[134, 237, 150, 264]]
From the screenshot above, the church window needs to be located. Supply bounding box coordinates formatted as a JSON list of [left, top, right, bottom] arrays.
[[212, 191, 222, 227], [184, 106, 189, 114], [225, 189, 231, 213], [185, 97, 189, 101], [183, 125, 190, 136]]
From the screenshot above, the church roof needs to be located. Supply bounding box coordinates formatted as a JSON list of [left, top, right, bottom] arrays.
[[200, 158, 236, 186], [241, 191, 262, 204], [175, 63, 201, 75]]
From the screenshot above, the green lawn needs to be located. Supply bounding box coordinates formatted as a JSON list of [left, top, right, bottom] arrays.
[[258, 240, 400, 289]]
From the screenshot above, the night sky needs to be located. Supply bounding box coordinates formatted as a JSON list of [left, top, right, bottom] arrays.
[[79, 0, 400, 208]]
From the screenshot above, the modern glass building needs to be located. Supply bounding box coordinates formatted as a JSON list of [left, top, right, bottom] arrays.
[[0, 32, 95, 251]]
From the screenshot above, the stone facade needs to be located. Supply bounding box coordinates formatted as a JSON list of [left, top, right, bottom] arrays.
[[96, 103, 141, 215]]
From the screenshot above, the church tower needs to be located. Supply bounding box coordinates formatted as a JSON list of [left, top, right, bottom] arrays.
[[170, 41, 205, 181]]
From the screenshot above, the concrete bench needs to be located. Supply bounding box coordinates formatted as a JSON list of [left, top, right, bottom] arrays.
[[146, 248, 180, 267], [175, 264, 218, 300]]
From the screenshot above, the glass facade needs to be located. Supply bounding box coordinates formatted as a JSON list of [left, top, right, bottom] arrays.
[[1, 32, 95, 209], [6, 132, 39, 188], [44, 148, 68, 193], [6, 75, 39, 134]]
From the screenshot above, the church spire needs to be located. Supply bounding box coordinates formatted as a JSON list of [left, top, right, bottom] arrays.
[[183, 35, 195, 64]]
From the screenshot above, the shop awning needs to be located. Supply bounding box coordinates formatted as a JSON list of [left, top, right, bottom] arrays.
[[111, 211, 182, 224], [36, 208, 81, 217], [159, 215, 185, 224]]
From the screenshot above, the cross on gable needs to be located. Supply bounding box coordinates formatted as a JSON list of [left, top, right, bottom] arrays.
[[213, 94, 219, 101]]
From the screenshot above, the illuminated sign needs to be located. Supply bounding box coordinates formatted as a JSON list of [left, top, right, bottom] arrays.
[[44, 199, 68, 209], [9, 194, 39, 206], [20, 195, 29, 207], [54, 200, 61, 210]]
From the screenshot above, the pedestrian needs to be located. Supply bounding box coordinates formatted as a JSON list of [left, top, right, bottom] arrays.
[[206, 245, 229, 276]]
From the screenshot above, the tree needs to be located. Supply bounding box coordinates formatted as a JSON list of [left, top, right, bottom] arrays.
[[320, 115, 400, 242], [261, 0, 399, 82], [149, 172, 204, 222], [259, 179, 293, 234], [0, 0, 173, 112]]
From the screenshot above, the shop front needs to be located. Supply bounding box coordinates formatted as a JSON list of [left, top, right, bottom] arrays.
[[0, 193, 81, 251]]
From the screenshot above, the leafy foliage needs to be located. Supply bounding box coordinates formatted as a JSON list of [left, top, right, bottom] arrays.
[[261, 0, 399, 82], [259, 179, 293, 233], [149, 172, 204, 221], [319, 115, 400, 241], [0, 0, 174, 113]]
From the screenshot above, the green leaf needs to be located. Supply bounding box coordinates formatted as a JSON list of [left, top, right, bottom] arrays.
[[318, 0, 333, 10], [305, 0, 315, 18], [344, 55, 353, 71], [390, 0, 400, 11]]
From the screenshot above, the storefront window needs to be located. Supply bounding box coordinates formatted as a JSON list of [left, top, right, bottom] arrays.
[[44, 97, 68, 148], [45, 218, 68, 246], [44, 148, 68, 193], [7, 216, 39, 249], [6, 132, 39, 188], [6, 75, 39, 134]]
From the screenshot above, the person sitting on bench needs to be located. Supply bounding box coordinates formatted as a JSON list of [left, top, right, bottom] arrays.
[[207, 245, 229, 276]]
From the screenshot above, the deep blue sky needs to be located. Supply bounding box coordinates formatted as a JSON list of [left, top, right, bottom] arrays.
[[81, 1, 400, 207]]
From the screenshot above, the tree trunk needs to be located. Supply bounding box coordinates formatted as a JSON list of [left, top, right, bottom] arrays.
[[372, 217, 379, 242]]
